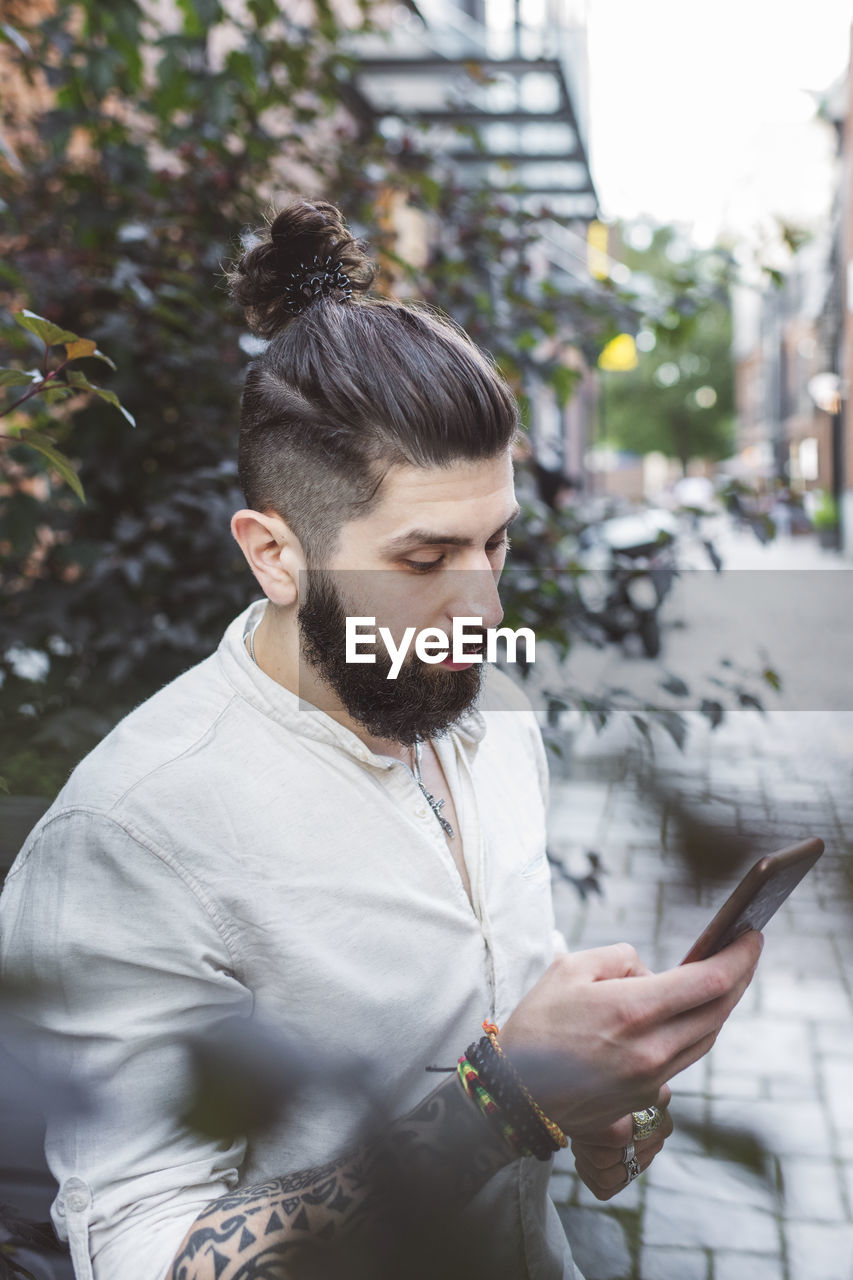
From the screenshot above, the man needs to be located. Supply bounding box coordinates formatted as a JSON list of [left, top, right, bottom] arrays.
[[0, 201, 761, 1280]]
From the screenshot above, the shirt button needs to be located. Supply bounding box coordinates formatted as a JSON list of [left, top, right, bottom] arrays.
[[416, 805, 428, 819], [63, 1178, 91, 1213]]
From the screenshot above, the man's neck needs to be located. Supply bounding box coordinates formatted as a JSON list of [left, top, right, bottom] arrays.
[[249, 606, 412, 765]]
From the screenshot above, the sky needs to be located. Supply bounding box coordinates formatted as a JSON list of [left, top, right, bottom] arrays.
[[585, 0, 853, 245]]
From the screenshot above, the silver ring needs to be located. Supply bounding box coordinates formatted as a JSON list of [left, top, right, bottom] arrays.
[[622, 1142, 641, 1184], [632, 1105, 664, 1142]]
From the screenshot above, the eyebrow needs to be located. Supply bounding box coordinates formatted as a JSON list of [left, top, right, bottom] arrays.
[[381, 505, 522, 555]]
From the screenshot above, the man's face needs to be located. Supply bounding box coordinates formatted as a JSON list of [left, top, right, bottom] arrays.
[[297, 452, 518, 746]]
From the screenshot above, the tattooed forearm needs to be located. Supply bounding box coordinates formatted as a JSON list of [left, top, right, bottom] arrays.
[[168, 1074, 515, 1280]]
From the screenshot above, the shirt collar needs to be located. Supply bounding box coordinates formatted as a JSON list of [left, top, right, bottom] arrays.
[[217, 600, 486, 767]]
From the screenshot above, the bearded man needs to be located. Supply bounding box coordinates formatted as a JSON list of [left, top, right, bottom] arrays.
[[0, 201, 761, 1280]]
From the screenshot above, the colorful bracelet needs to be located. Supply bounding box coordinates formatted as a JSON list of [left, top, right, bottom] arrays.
[[456, 1055, 537, 1159], [465, 1038, 556, 1161], [456, 1020, 568, 1162], [481, 1021, 568, 1151]]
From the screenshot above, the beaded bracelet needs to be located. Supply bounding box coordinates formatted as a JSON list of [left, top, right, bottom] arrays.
[[456, 1055, 536, 1158], [456, 1021, 568, 1162], [465, 1037, 555, 1161], [481, 1021, 568, 1152]]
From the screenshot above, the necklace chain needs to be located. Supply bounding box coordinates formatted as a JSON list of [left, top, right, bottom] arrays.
[[247, 618, 454, 840], [412, 740, 455, 839]]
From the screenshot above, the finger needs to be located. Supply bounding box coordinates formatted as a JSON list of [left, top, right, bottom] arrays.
[[574, 1144, 658, 1198], [624, 929, 764, 1022], [569, 1086, 674, 1151], [571, 1116, 671, 1167], [562, 942, 651, 982], [647, 954, 761, 1079]]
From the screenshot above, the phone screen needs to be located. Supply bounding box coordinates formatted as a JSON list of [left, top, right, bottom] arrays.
[[681, 836, 824, 964]]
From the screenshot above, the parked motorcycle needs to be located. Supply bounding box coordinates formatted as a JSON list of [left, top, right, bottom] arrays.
[[574, 509, 679, 658]]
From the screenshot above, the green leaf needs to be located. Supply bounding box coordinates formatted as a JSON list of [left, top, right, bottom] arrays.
[[65, 338, 98, 360], [549, 364, 579, 410], [66, 369, 136, 424], [660, 674, 690, 697], [14, 310, 80, 346], [657, 710, 687, 751], [14, 429, 85, 501], [40, 385, 74, 404], [762, 667, 782, 692], [699, 698, 724, 729], [631, 714, 652, 741], [0, 368, 37, 387]]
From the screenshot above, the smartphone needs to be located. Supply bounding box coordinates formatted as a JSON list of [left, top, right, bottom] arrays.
[[681, 835, 824, 964]]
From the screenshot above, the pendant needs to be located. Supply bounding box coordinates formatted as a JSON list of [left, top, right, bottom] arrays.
[[419, 784, 455, 839]]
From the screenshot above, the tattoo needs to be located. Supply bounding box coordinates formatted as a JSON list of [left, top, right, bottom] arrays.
[[168, 1075, 514, 1280]]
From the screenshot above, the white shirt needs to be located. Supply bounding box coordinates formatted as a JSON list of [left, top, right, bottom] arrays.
[[0, 601, 581, 1280]]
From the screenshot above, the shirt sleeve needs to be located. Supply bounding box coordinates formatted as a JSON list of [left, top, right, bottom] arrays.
[[0, 808, 252, 1280]]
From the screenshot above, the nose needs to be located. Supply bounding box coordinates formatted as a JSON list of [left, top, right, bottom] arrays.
[[444, 568, 504, 633]]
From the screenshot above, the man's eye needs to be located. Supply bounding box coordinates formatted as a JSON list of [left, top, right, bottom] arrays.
[[403, 557, 445, 573], [487, 536, 510, 553]]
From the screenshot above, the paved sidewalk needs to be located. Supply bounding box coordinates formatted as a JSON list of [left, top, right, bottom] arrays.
[[545, 703, 853, 1280]]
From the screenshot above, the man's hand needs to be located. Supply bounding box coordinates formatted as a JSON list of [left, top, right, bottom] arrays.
[[571, 1085, 673, 1201], [500, 930, 762, 1136]]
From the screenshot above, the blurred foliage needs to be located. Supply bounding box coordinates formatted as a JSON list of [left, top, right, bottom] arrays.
[[0, 0, 376, 789], [1, 310, 134, 500], [0, 0, 763, 796], [598, 225, 736, 472]]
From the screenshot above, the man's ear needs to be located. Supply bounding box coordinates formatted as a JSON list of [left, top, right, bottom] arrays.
[[230, 509, 306, 607]]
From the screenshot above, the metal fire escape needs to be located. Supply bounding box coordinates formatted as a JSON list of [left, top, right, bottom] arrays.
[[348, 0, 598, 225]]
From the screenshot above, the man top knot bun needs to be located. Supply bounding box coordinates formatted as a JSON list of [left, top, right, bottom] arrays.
[[229, 199, 374, 339]]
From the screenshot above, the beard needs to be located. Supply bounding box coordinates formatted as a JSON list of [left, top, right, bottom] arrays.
[[296, 570, 485, 747]]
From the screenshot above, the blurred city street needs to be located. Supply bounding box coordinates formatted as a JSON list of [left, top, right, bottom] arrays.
[[545, 528, 853, 1280]]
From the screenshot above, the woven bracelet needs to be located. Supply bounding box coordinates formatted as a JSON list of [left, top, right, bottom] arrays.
[[465, 1038, 556, 1161], [457, 1055, 536, 1158], [480, 1021, 568, 1153]]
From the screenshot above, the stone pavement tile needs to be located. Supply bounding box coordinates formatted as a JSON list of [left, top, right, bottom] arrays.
[[779, 1156, 847, 1222], [627, 848, 691, 882], [835, 1136, 853, 1167], [843, 1161, 853, 1216], [575, 1174, 643, 1213], [549, 1170, 578, 1207], [767, 1078, 823, 1101], [756, 934, 839, 978], [659, 879, 704, 907], [670, 1055, 709, 1096], [656, 900, 725, 941], [643, 1186, 778, 1251], [646, 1150, 778, 1212], [707, 1097, 833, 1158], [785, 1222, 853, 1280], [819, 1058, 853, 1140], [733, 800, 774, 826], [779, 902, 853, 933], [760, 974, 852, 1022], [556, 1206, 633, 1280], [638, 1245, 709, 1280], [664, 1094, 707, 1153], [707, 1014, 813, 1082], [815, 1021, 853, 1058], [710, 1251, 785, 1280], [710, 1069, 765, 1100]]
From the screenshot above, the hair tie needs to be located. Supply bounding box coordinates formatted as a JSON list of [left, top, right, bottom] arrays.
[[280, 254, 353, 316]]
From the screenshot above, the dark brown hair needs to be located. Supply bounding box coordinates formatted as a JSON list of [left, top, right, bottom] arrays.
[[227, 199, 519, 564]]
